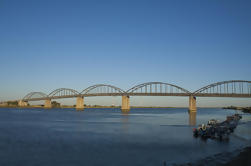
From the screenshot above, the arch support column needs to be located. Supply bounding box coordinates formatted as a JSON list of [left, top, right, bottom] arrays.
[[44, 99, 52, 109], [189, 96, 196, 112], [121, 96, 130, 112], [76, 96, 84, 110], [18, 100, 28, 107]]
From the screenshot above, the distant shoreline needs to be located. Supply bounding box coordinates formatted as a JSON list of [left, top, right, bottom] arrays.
[[1, 105, 240, 110], [0, 105, 177, 109], [180, 146, 251, 166], [223, 106, 251, 113], [0, 105, 221, 109]]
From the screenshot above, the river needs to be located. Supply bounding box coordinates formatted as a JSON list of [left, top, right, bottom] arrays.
[[0, 107, 250, 166]]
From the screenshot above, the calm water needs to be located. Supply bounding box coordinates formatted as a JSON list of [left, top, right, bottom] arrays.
[[0, 108, 251, 166]]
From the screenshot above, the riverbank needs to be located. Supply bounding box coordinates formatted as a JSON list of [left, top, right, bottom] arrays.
[[178, 146, 251, 166], [222, 146, 251, 166], [223, 106, 251, 113]]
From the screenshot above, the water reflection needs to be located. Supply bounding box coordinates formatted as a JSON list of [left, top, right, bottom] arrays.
[[188, 111, 197, 126], [1, 108, 251, 166], [121, 112, 129, 133]]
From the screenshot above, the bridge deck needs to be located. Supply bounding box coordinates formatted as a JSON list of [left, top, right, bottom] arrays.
[[18, 93, 251, 102]]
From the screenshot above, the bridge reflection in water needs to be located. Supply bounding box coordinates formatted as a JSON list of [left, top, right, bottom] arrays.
[[120, 111, 197, 129], [189, 111, 197, 126], [121, 112, 129, 133]]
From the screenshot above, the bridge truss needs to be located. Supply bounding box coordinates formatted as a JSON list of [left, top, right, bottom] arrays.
[[17, 80, 251, 102], [193, 80, 251, 97]]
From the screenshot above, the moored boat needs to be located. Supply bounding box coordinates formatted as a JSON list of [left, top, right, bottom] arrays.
[[193, 114, 242, 140]]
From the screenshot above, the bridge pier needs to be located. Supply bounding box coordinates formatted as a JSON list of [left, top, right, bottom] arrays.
[[44, 99, 52, 109], [189, 96, 197, 112], [121, 96, 130, 112], [18, 100, 28, 107], [76, 96, 84, 110]]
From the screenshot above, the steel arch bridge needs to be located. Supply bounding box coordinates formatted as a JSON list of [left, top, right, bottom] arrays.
[[20, 80, 251, 101], [4, 80, 250, 111]]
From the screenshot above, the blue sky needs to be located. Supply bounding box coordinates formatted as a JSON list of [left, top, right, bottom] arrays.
[[0, 0, 251, 106]]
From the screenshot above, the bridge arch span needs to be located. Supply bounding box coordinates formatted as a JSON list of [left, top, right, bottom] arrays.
[[193, 80, 251, 95], [48, 88, 80, 97], [126, 82, 191, 94], [81, 84, 125, 94], [23, 92, 48, 100]]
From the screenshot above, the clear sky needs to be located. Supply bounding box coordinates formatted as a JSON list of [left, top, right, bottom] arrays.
[[0, 0, 251, 107]]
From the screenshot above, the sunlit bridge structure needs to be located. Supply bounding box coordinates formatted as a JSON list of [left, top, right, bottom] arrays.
[[2, 80, 251, 112], [23, 92, 48, 101], [126, 82, 191, 96], [193, 80, 251, 97], [81, 84, 126, 96]]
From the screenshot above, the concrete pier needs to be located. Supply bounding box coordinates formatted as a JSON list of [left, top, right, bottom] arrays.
[[121, 96, 130, 112], [44, 99, 52, 108], [18, 100, 28, 107], [76, 96, 84, 110], [189, 96, 197, 112]]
